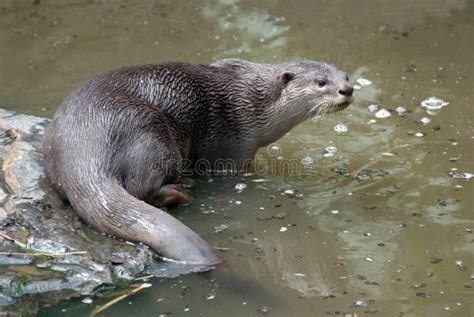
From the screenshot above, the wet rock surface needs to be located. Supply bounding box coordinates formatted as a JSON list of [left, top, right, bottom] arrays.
[[0, 109, 203, 314]]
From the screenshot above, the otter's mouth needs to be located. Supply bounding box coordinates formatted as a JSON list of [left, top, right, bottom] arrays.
[[308, 97, 353, 118], [336, 100, 352, 110], [330, 96, 353, 112]]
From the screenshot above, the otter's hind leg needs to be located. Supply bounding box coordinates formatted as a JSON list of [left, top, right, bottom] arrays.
[[147, 184, 193, 208], [118, 123, 193, 208]]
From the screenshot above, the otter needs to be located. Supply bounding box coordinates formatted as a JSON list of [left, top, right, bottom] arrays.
[[42, 59, 353, 267]]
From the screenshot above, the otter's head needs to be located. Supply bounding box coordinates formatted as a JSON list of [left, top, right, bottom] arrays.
[[274, 61, 354, 119]]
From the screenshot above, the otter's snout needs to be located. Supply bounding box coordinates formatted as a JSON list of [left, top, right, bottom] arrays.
[[338, 84, 354, 97]]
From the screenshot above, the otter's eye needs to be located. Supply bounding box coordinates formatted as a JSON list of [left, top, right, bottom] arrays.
[[345, 75, 349, 81], [317, 80, 327, 88]]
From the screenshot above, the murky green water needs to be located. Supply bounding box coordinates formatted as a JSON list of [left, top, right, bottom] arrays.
[[1, 0, 473, 316]]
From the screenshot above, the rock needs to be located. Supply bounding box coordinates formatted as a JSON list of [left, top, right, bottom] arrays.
[[0, 109, 201, 314], [0, 293, 15, 306], [0, 255, 35, 265]]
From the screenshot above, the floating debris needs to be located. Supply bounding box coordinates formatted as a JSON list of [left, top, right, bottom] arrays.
[[365, 256, 374, 262], [419, 117, 431, 125], [334, 123, 348, 133], [300, 156, 315, 166], [356, 78, 373, 86], [396, 106, 407, 114], [251, 179, 270, 183], [90, 283, 153, 316], [414, 132, 425, 137], [333, 164, 349, 177], [411, 283, 426, 289], [353, 84, 362, 90], [375, 108, 391, 118], [82, 297, 93, 304], [294, 273, 306, 277], [273, 212, 287, 219], [257, 305, 271, 314], [214, 224, 229, 233], [381, 152, 396, 156], [200, 207, 216, 214], [353, 300, 369, 307], [331, 210, 339, 215], [356, 274, 367, 281], [420, 96, 449, 110], [205, 289, 216, 300], [368, 104, 379, 113], [323, 146, 338, 158], [447, 172, 473, 180], [455, 260, 464, 268], [234, 183, 247, 192], [283, 189, 294, 195], [279, 227, 288, 232], [356, 171, 370, 181]]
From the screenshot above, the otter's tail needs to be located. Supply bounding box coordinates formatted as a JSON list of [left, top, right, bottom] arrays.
[[67, 176, 220, 266]]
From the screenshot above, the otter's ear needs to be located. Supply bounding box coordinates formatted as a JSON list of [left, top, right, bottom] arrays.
[[279, 71, 295, 85]]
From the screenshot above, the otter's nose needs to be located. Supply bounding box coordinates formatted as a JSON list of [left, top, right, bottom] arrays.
[[338, 85, 354, 97]]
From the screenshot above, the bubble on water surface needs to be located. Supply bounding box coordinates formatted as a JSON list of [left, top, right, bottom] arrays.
[[300, 156, 315, 166], [420, 117, 431, 125], [420, 96, 449, 110], [334, 123, 348, 133], [375, 108, 391, 118], [234, 183, 247, 191], [396, 106, 407, 114], [368, 104, 379, 113], [323, 146, 337, 157]]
